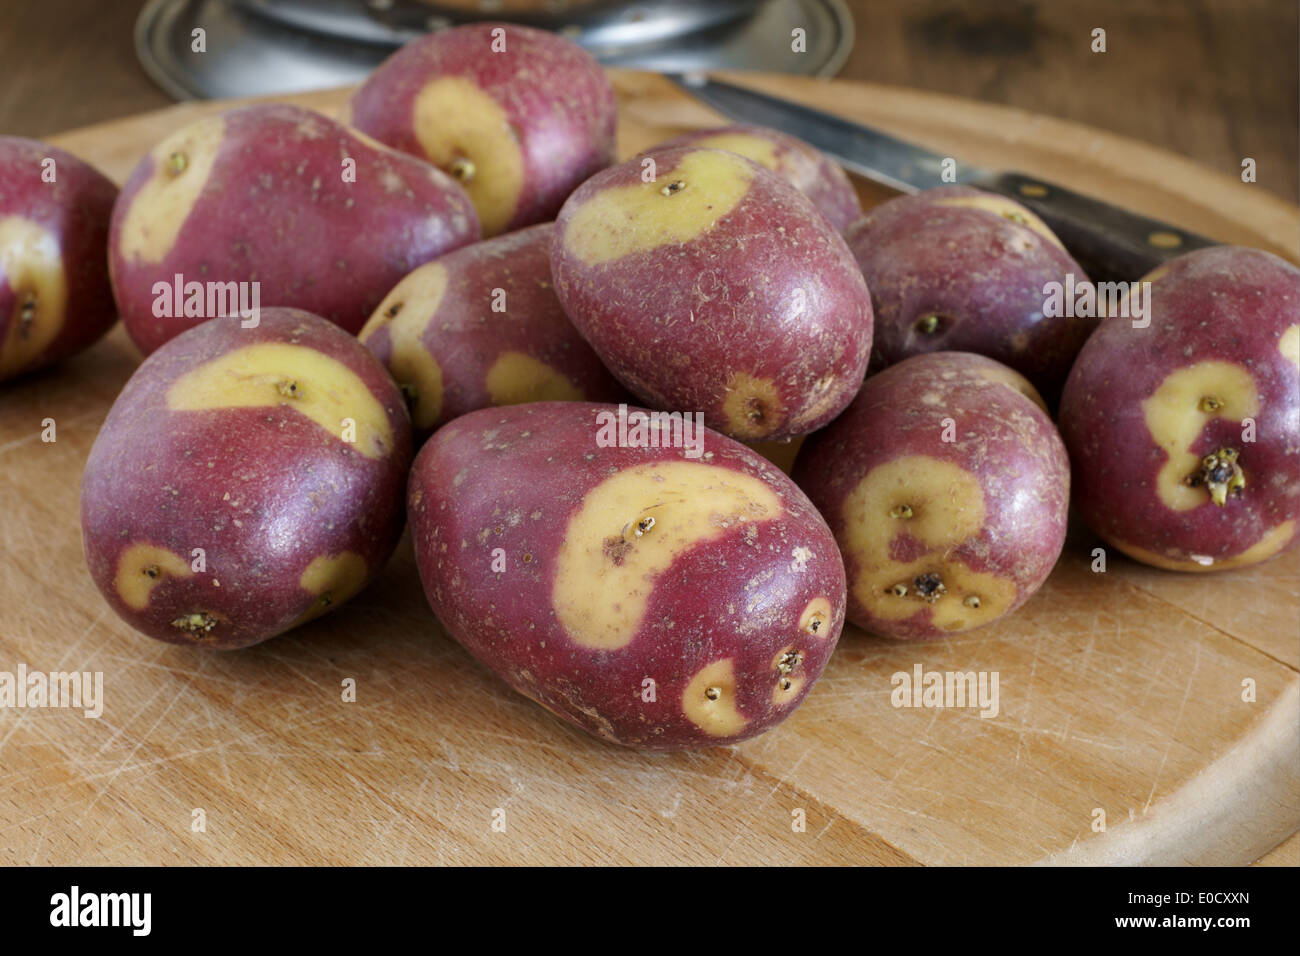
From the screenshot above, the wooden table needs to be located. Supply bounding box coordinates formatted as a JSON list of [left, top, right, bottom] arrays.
[[0, 0, 1295, 204], [1, 71, 1297, 866]]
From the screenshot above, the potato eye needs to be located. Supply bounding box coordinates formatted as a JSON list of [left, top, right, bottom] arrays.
[[777, 650, 802, 674], [449, 157, 476, 183], [912, 572, 946, 602], [18, 292, 38, 331], [914, 314, 944, 335]]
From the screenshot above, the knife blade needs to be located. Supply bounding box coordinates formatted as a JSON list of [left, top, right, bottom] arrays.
[[666, 73, 1218, 282]]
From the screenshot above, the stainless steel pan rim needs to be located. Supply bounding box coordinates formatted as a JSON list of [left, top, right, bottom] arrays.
[[228, 0, 769, 49], [135, 0, 853, 102]]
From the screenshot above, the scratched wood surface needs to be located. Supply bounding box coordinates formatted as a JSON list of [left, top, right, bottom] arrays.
[[1, 72, 1296, 866]]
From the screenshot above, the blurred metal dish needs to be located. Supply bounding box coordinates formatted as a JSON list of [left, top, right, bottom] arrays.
[[229, 0, 766, 49], [135, 0, 852, 101]]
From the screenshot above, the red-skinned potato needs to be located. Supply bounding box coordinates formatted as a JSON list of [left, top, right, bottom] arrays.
[[346, 22, 617, 237], [81, 308, 413, 649], [109, 104, 479, 354], [650, 124, 861, 231], [845, 185, 1092, 406], [794, 352, 1069, 640], [551, 146, 874, 442], [358, 223, 627, 440], [1059, 246, 1300, 571], [1, 137, 117, 382], [408, 401, 847, 749]]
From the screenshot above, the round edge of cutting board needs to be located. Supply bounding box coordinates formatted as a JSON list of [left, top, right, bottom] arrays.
[[1036, 679, 1300, 866], [45, 69, 1299, 266], [37, 70, 1300, 866]]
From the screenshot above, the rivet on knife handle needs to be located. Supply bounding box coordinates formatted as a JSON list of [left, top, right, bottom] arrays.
[[974, 172, 1217, 283]]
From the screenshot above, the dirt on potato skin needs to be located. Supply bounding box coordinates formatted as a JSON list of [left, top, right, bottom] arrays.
[[0, 137, 118, 381], [81, 309, 412, 649], [845, 185, 1093, 409], [1059, 245, 1300, 569], [794, 351, 1070, 640], [407, 401, 847, 750]]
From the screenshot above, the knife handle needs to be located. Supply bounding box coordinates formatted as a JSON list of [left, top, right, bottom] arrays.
[[974, 171, 1218, 282]]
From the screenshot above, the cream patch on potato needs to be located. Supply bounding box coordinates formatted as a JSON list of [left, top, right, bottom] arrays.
[[166, 342, 394, 459], [295, 551, 368, 623], [0, 216, 68, 377], [413, 76, 524, 237], [1141, 361, 1259, 511], [798, 596, 833, 639], [860, 556, 1016, 626], [842, 455, 1013, 630], [722, 372, 785, 439], [114, 543, 194, 611], [975, 365, 1048, 413], [1114, 520, 1296, 572], [682, 658, 748, 737], [485, 351, 584, 406], [690, 133, 780, 172], [119, 114, 224, 263], [562, 149, 753, 266], [933, 195, 1065, 250], [360, 263, 448, 429], [1280, 325, 1299, 368], [844, 456, 986, 561], [553, 461, 782, 650]]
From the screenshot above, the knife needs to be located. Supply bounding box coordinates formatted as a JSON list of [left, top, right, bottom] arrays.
[[667, 74, 1218, 283]]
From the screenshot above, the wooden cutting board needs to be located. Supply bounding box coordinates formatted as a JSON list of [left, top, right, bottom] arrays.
[[2, 71, 1297, 866]]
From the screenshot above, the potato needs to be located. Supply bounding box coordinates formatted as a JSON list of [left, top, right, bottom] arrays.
[[1059, 246, 1300, 572], [793, 352, 1069, 640], [551, 146, 873, 442], [0, 137, 117, 382], [845, 185, 1092, 407], [81, 308, 412, 649], [358, 223, 627, 440], [109, 104, 479, 355], [650, 124, 861, 231], [407, 401, 847, 749], [346, 22, 616, 238]]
